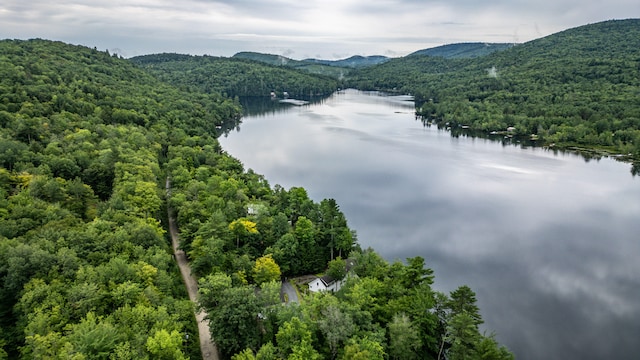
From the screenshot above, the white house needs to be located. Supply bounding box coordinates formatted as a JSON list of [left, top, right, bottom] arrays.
[[308, 258, 356, 293], [308, 275, 344, 293]]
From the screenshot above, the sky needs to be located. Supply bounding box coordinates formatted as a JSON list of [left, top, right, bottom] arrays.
[[1, 0, 638, 59]]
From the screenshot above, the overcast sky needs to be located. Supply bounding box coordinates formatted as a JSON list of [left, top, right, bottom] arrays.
[[1, 0, 638, 59]]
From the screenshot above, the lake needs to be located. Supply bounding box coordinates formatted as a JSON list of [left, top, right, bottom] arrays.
[[220, 89, 640, 360]]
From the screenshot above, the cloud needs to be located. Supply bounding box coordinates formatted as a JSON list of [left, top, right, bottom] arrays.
[[0, 0, 638, 58]]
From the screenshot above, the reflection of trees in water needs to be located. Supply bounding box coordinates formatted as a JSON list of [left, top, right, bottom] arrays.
[[218, 117, 243, 138], [239, 95, 330, 117], [418, 115, 639, 175], [217, 94, 331, 137], [421, 118, 538, 147]]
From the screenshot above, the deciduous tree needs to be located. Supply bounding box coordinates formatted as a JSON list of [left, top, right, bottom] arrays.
[[388, 313, 421, 360], [253, 254, 281, 285]]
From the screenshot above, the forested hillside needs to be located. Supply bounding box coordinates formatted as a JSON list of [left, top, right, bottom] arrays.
[[130, 53, 340, 97], [0, 38, 244, 359], [408, 43, 514, 59], [301, 55, 389, 68], [0, 39, 513, 359], [347, 19, 640, 164]]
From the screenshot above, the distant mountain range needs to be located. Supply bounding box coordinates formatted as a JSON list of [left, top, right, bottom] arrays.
[[233, 42, 514, 70], [232, 52, 388, 68], [301, 55, 390, 68]]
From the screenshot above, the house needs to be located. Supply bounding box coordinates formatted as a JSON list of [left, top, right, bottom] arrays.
[[247, 204, 258, 216], [308, 275, 344, 293], [247, 203, 266, 217], [308, 258, 357, 293]]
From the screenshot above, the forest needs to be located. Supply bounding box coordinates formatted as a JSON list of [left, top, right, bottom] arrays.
[[347, 19, 640, 167], [3, 18, 638, 360], [0, 38, 513, 360], [130, 53, 340, 98]]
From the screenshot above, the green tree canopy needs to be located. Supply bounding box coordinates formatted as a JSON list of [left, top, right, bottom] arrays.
[[253, 254, 282, 285]]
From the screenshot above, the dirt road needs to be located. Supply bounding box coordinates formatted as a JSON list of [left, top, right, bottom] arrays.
[[166, 178, 219, 360]]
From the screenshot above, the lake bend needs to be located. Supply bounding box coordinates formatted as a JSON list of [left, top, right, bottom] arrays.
[[220, 89, 640, 360]]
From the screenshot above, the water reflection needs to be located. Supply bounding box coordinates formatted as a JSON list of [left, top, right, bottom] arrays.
[[422, 116, 639, 174], [238, 94, 330, 116], [220, 90, 640, 360]]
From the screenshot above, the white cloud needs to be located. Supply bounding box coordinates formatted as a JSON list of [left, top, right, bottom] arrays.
[[0, 0, 637, 59]]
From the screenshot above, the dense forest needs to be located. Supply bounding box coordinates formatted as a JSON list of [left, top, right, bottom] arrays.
[[0, 39, 513, 360], [4, 18, 637, 359], [130, 53, 340, 98], [347, 19, 640, 167], [407, 43, 514, 59], [0, 38, 242, 359]]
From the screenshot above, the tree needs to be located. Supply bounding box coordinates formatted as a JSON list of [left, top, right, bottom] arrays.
[[318, 198, 343, 260], [318, 305, 355, 359], [232, 348, 256, 360], [476, 334, 514, 360], [289, 339, 322, 360], [229, 218, 259, 248], [0, 339, 7, 360], [258, 280, 282, 308], [294, 216, 321, 273], [287, 187, 315, 224], [406, 286, 441, 356], [445, 313, 481, 360], [293, 216, 315, 244], [189, 235, 227, 277], [146, 329, 188, 360], [198, 272, 232, 310], [270, 212, 291, 241], [0, 138, 30, 171], [351, 248, 388, 280], [67, 312, 122, 359], [255, 342, 279, 360], [275, 317, 312, 358], [388, 313, 421, 360], [334, 228, 355, 259], [21, 331, 78, 360], [207, 285, 262, 358], [271, 233, 299, 275], [340, 337, 385, 360], [401, 256, 434, 289], [448, 285, 483, 326], [253, 254, 281, 285], [343, 277, 385, 320], [326, 257, 347, 282]]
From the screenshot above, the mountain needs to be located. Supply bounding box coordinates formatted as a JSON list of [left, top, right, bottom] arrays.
[[232, 51, 305, 66], [303, 55, 389, 68], [231, 52, 389, 78], [347, 19, 640, 163], [409, 42, 515, 58], [131, 53, 339, 97], [233, 52, 388, 68]]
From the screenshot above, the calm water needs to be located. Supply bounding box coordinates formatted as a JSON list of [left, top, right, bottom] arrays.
[[220, 90, 640, 360]]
